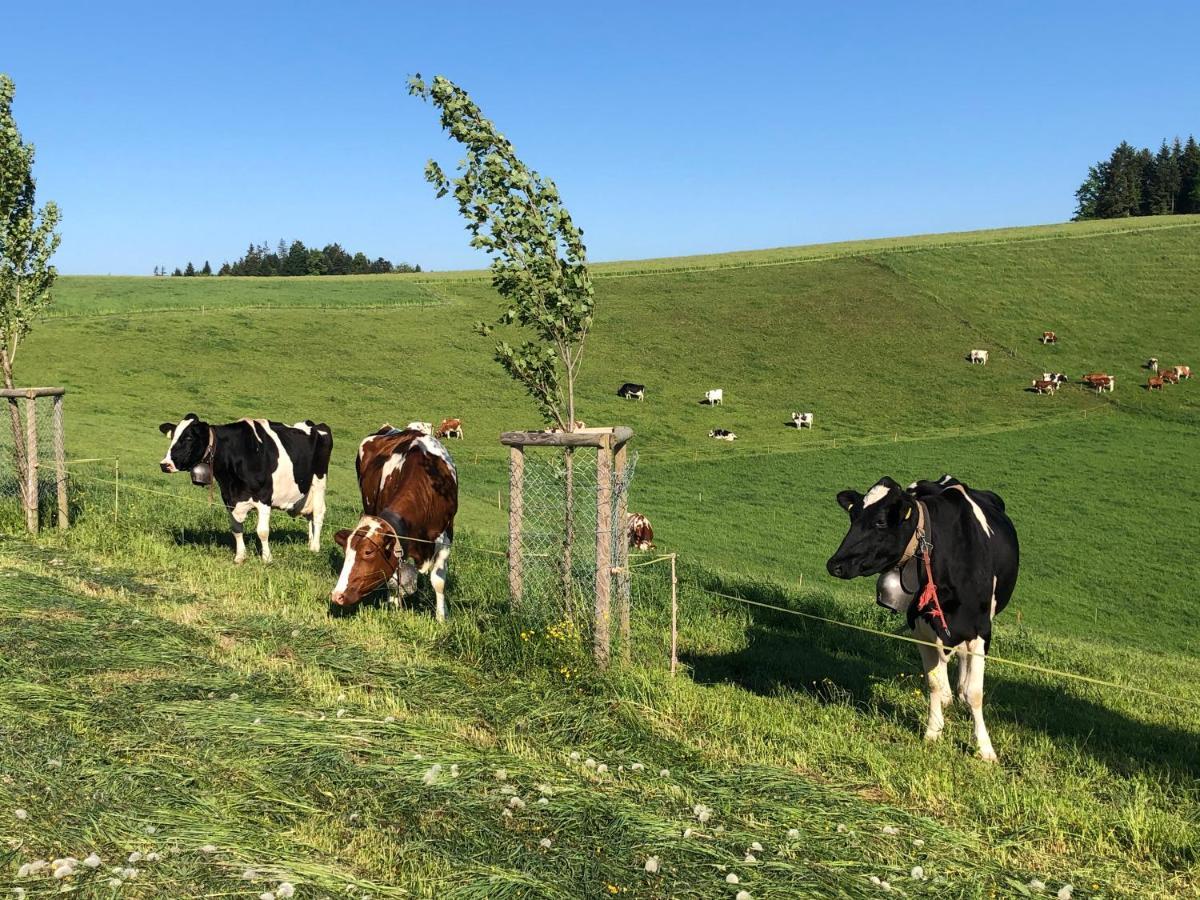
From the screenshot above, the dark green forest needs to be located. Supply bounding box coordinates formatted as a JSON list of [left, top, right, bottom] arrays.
[[1075, 135, 1200, 220]]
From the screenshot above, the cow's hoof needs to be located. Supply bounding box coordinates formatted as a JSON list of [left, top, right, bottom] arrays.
[[978, 747, 998, 763], [923, 730, 943, 743], [261, 554, 273, 565], [308, 541, 320, 553], [234, 556, 246, 566]]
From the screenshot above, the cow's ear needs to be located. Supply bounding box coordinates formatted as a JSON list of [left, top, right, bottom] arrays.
[[183, 412, 199, 421], [159, 422, 175, 437], [877, 476, 902, 491], [836, 490, 861, 511], [334, 529, 350, 549]]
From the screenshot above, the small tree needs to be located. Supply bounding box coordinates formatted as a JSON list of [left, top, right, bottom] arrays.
[[408, 74, 595, 432], [0, 74, 62, 509]]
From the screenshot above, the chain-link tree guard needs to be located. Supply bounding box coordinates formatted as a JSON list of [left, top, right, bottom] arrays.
[[0, 388, 68, 533], [502, 428, 635, 666]]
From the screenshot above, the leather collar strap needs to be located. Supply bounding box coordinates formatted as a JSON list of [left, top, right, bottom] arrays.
[[898, 499, 926, 566]]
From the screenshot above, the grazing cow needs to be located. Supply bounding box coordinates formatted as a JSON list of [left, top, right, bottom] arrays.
[[1173, 365, 1192, 380], [968, 350, 989, 365], [406, 421, 434, 436], [1031, 379, 1057, 394], [709, 428, 737, 441], [827, 475, 1019, 762], [628, 512, 654, 551], [617, 382, 646, 401], [331, 426, 458, 620], [1147, 375, 1165, 391], [1146, 357, 1159, 373], [436, 418, 464, 439], [791, 412, 814, 429], [1040, 331, 1058, 344], [1041, 372, 1068, 385], [158, 414, 332, 564], [1082, 373, 1115, 393], [704, 388, 724, 405], [1161, 369, 1180, 385]]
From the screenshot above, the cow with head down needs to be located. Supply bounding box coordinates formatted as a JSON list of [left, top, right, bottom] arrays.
[[331, 425, 458, 620], [826, 475, 1019, 761]]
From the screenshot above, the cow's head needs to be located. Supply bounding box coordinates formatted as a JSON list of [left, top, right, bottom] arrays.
[[331, 516, 401, 607], [826, 477, 917, 579], [158, 414, 209, 473]]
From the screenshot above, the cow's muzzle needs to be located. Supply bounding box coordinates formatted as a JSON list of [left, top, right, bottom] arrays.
[[160, 460, 176, 473]]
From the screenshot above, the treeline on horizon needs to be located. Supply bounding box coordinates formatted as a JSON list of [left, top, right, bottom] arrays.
[[1075, 135, 1200, 220], [156, 240, 421, 277]]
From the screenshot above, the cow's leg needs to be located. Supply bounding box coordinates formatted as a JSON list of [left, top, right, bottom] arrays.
[[428, 534, 452, 623], [965, 637, 997, 762], [229, 500, 253, 564], [307, 475, 327, 552], [255, 502, 272, 563], [916, 635, 951, 742]]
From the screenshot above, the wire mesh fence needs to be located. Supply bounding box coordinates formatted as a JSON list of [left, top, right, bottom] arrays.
[[0, 391, 67, 532], [514, 445, 637, 623]]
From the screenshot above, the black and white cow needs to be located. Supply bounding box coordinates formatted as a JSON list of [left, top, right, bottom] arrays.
[[159, 414, 333, 564], [826, 474, 1019, 761], [617, 382, 646, 401]]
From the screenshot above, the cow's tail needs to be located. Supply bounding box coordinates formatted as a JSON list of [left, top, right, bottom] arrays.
[[300, 423, 333, 516]]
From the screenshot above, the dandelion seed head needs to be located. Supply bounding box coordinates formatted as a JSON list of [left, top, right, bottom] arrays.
[[242, 868, 259, 880], [787, 828, 800, 839], [644, 856, 660, 874], [714, 825, 725, 834], [500, 784, 516, 794], [290, 629, 300, 638], [870, 876, 881, 885], [596, 764, 608, 774], [26, 860, 47, 874], [539, 838, 552, 849], [882, 825, 899, 835], [422, 764, 442, 786], [501, 808, 513, 819], [725, 873, 740, 884], [337, 692, 346, 701], [46, 758, 62, 769], [259, 892, 276, 900], [1057, 886, 1073, 900], [1028, 879, 1046, 892], [17, 863, 32, 877], [13, 808, 27, 820], [52, 864, 75, 879], [253, 718, 262, 725], [630, 762, 644, 771], [744, 853, 757, 863], [228, 693, 239, 701], [659, 768, 670, 777], [912, 838, 925, 847], [569, 751, 581, 761], [336, 708, 347, 718], [275, 884, 295, 899], [538, 797, 549, 805], [911, 866, 925, 880], [199, 844, 217, 854], [83, 853, 102, 869], [736, 892, 753, 900], [880, 880, 892, 891], [127, 852, 143, 864], [836, 824, 847, 833], [508, 796, 526, 809], [145, 852, 161, 862], [494, 768, 508, 780], [383, 715, 395, 723], [749, 841, 763, 852], [584, 758, 597, 768], [106, 879, 122, 889]]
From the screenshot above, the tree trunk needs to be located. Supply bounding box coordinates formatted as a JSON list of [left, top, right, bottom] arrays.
[[0, 348, 31, 514]]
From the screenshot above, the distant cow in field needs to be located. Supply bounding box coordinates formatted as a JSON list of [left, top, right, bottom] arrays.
[[159, 414, 332, 563], [1160, 369, 1179, 385], [704, 388, 724, 405], [1082, 373, 1115, 393], [1031, 379, 1057, 394], [1041, 372, 1068, 385], [331, 425, 458, 620], [436, 418, 463, 439], [791, 412, 814, 428], [1145, 357, 1159, 372], [617, 382, 646, 401], [1040, 331, 1058, 344], [1147, 375, 1165, 391], [709, 428, 737, 441], [406, 421, 434, 436], [827, 474, 1019, 762], [628, 513, 654, 551], [1173, 365, 1191, 380], [968, 350, 989, 365]]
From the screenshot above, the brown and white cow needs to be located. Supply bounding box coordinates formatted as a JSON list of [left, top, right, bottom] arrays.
[[1161, 369, 1180, 385], [1147, 375, 1165, 391], [1031, 379, 1057, 394], [436, 418, 464, 439], [1040, 331, 1058, 344], [628, 513, 654, 551], [331, 426, 458, 620], [1082, 373, 1115, 393], [1173, 365, 1191, 380]]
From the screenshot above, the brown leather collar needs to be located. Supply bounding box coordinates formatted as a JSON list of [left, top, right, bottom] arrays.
[[897, 499, 926, 566]]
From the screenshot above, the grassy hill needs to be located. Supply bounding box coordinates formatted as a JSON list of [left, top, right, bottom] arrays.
[[3, 216, 1199, 897]]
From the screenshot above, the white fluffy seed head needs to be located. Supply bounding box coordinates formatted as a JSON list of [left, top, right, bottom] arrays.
[[127, 852, 143, 864], [1057, 886, 1073, 900], [107, 878, 122, 888], [911, 866, 925, 880], [659, 768, 670, 777], [275, 883, 295, 898], [725, 873, 740, 884], [1029, 879, 1046, 891], [787, 828, 800, 839], [259, 893, 276, 900], [596, 764, 608, 774], [631, 762, 644, 771], [881, 825, 899, 835], [495, 768, 508, 780], [913, 838, 925, 847], [199, 844, 217, 853], [584, 758, 597, 768], [83, 853, 102, 868], [569, 751, 580, 761], [13, 808, 28, 820], [47, 758, 62, 769], [683, 827, 693, 838], [53, 864, 75, 879], [744, 853, 757, 863], [242, 868, 259, 880], [539, 838, 552, 849], [749, 841, 763, 852], [736, 892, 753, 900], [644, 856, 660, 874]]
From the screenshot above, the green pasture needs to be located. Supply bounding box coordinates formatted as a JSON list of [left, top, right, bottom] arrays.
[[3, 217, 1199, 897]]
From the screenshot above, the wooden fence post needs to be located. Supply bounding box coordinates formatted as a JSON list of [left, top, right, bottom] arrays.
[[53, 394, 67, 529], [670, 553, 678, 676], [508, 445, 525, 606], [24, 393, 37, 533], [594, 434, 613, 668]]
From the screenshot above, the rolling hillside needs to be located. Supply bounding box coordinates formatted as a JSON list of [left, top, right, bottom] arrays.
[[3, 217, 1199, 898]]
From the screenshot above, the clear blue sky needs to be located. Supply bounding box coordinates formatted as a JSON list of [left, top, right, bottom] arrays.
[[3, 1, 1198, 274]]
